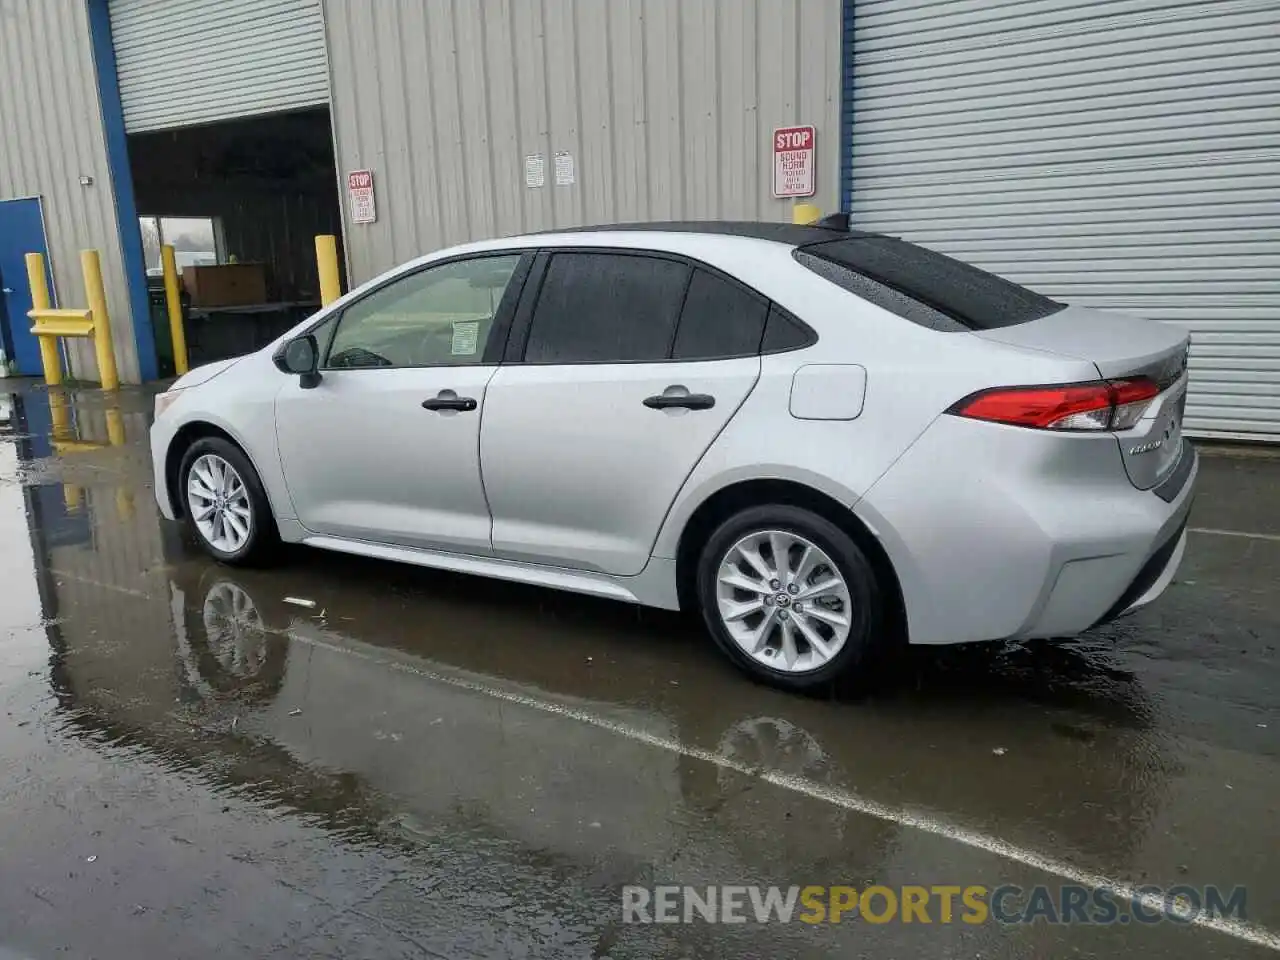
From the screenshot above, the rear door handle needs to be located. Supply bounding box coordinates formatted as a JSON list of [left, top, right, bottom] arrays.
[[643, 392, 716, 411], [422, 393, 477, 412]]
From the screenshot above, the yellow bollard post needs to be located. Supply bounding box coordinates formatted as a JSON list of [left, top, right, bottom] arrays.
[[25, 253, 62, 386], [315, 235, 342, 307], [105, 406, 125, 446], [48, 390, 71, 439], [792, 203, 822, 226], [63, 484, 84, 512], [160, 244, 189, 375], [81, 249, 119, 390]]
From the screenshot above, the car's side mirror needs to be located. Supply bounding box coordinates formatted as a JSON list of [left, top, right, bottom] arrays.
[[274, 334, 321, 389]]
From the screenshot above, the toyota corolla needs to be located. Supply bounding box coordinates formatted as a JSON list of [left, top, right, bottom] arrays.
[[151, 219, 1196, 690]]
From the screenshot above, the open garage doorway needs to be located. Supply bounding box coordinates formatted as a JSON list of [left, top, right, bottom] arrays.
[[126, 107, 344, 374]]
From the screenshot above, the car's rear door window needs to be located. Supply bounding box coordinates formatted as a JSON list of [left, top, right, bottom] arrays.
[[523, 252, 690, 363], [671, 269, 769, 360], [797, 236, 1064, 330], [761, 304, 817, 352]]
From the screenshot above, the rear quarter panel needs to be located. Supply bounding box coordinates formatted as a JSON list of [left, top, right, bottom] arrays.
[[855, 413, 1192, 645], [650, 254, 1101, 564]]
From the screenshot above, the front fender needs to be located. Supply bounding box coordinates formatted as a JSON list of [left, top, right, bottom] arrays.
[[158, 359, 294, 523]]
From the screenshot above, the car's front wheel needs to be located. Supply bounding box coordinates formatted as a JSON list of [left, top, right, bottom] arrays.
[[179, 437, 278, 566], [696, 505, 882, 691]]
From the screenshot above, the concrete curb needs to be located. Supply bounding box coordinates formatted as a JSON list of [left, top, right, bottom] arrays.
[[1193, 440, 1280, 461]]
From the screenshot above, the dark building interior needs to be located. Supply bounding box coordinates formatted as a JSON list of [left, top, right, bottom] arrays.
[[128, 107, 344, 371]]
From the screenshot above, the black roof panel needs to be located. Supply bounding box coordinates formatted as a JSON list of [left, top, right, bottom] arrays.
[[534, 220, 873, 247]]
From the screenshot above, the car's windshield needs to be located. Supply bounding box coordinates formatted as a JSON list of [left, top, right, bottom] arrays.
[[797, 235, 1065, 330]]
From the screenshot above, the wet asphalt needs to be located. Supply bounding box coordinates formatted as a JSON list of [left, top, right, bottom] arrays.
[[0, 382, 1276, 959]]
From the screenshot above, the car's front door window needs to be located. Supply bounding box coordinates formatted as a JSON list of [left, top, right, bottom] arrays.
[[325, 255, 522, 369]]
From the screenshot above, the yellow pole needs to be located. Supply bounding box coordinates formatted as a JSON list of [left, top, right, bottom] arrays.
[[81, 249, 119, 390], [25, 253, 61, 386], [160, 244, 188, 375], [105, 406, 125, 446], [63, 484, 83, 512], [792, 203, 822, 225], [48, 390, 71, 439], [315, 234, 342, 306]]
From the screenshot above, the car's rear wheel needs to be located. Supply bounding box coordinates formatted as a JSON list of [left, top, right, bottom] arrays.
[[696, 505, 882, 690], [179, 437, 278, 566]]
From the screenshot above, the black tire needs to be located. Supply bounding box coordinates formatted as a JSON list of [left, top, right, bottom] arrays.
[[178, 436, 279, 566], [695, 505, 882, 692]]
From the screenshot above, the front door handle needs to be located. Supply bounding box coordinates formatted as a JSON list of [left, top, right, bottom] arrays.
[[643, 392, 716, 411], [422, 393, 477, 412]]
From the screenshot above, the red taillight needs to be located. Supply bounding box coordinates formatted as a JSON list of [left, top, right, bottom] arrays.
[[949, 378, 1160, 431]]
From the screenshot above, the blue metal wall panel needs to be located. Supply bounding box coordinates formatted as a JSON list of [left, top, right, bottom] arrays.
[[87, 0, 156, 382], [840, 0, 856, 212]]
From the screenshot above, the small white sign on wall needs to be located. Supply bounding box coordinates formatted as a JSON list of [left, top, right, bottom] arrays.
[[554, 151, 575, 186], [773, 125, 816, 198], [347, 169, 377, 224], [525, 154, 546, 188]]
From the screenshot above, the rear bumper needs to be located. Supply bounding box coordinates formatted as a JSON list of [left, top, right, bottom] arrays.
[[1055, 440, 1196, 633], [856, 419, 1198, 645], [1091, 511, 1188, 627]]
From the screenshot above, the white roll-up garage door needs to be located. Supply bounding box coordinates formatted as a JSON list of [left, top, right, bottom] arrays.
[[849, 0, 1280, 441], [109, 0, 329, 134]]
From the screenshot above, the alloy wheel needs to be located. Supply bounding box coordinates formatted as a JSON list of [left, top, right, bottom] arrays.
[[714, 529, 853, 674], [187, 453, 253, 553]]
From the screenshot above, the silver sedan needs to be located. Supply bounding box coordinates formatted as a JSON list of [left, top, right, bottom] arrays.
[[151, 219, 1196, 690]]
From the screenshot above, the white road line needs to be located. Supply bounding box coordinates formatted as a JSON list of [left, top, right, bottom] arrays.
[[291, 631, 1280, 952], [1190, 527, 1280, 543], [48, 569, 153, 599]]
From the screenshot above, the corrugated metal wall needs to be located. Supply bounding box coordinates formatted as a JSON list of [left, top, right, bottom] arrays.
[[322, 0, 844, 285], [849, 0, 1280, 441], [0, 0, 139, 383]]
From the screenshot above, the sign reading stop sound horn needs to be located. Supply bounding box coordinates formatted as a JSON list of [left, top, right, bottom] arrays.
[[347, 169, 377, 224], [773, 125, 816, 198]]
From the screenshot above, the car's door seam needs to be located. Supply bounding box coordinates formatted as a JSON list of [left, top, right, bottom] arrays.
[[639, 356, 763, 569], [270, 380, 307, 522], [475, 365, 503, 552]]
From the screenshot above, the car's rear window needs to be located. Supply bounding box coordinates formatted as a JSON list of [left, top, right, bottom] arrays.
[[795, 236, 1065, 330]]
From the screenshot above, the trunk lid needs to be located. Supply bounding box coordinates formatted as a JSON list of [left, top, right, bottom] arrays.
[[976, 305, 1191, 490]]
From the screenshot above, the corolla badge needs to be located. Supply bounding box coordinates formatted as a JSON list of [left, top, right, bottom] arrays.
[[1129, 417, 1179, 456]]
